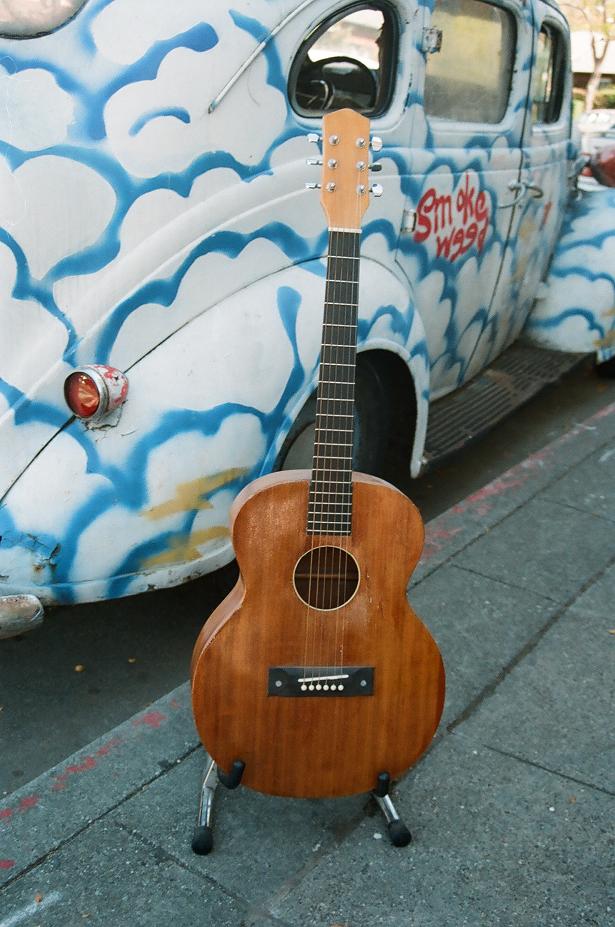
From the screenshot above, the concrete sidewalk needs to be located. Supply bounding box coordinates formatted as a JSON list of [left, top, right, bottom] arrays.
[[1, 405, 614, 927]]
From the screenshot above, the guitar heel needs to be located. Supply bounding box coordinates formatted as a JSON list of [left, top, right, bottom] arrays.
[[372, 771, 412, 847]]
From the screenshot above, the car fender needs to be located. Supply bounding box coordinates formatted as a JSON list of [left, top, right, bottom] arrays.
[[0, 257, 429, 605], [524, 188, 615, 363]]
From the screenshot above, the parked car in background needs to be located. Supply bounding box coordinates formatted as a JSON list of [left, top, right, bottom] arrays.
[[577, 108, 615, 155], [1, 0, 614, 636]]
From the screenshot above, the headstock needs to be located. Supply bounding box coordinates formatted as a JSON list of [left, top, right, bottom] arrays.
[[305, 109, 383, 231]]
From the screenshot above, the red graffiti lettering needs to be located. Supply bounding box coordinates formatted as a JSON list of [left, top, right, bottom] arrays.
[[414, 174, 491, 262]]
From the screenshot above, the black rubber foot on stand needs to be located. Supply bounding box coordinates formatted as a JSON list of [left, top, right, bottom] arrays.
[[388, 819, 412, 847], [192, 825, 214, 855], [218, 760, 245, 790]]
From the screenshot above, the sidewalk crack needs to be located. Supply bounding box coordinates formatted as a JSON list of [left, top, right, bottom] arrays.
[[113, 819, 295, 927], [481, 745, 615, 797], [0, 743, 200, 894]]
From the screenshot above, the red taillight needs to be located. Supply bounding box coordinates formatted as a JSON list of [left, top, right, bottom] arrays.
[[64, 372, 101, 419]]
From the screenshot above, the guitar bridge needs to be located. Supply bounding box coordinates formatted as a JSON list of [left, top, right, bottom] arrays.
[[268, 666, 374, 697]]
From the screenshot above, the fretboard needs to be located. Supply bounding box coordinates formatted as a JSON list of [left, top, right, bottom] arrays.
[[307, 229, 360, 536]]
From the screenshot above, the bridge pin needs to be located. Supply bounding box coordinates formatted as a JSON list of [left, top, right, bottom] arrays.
[[309, 684, 315, 691], [316, 683, 322, 690], [300, 684, 307, 691], [323, 684, 329, 691], [330, 684, 337, 690], [338, 684, 344, 691]]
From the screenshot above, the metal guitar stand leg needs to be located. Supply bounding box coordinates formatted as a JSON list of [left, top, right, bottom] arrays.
[[373, 772, 412, 847], [192, 756, 218, 855]]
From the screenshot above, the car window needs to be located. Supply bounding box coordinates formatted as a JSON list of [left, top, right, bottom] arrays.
[[531, 24, 566, 124], [0, 0, 88, 37], [289, 5, 397, 117], [424, 0, 516, 124]]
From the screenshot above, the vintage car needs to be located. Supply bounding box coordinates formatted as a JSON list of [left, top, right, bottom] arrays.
[[1, 0, 614, 636]]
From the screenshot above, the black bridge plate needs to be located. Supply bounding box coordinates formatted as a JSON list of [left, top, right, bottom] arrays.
[[268, 666, 374, 697]]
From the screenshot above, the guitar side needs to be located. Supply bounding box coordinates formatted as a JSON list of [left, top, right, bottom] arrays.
[[191, 470, 445, 798]]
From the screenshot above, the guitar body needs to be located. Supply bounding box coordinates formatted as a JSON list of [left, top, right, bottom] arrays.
[[191, 469, 445, 798]]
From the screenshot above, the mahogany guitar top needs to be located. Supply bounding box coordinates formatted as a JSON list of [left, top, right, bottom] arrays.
[[191, 469, 445, 799]]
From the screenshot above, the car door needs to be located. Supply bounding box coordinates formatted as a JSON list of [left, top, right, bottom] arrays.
[[454, 1, 572, 378], [396, 0, 532, 397]]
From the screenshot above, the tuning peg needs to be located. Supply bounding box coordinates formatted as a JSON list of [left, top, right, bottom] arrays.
[[370, 136, 383, 152], [306, 158, 322, 166], [305, 182, 321, 190], [370, 163, 383, 172], [307, 133, 321, 144], [370, 183, 384, 197]]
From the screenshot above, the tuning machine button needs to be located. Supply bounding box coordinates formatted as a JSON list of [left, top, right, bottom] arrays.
[[370, 183, 384, 197], [370, 136, 383, 152], [307, 132, 321, 144], [306, 158, 323, 166], [305, 182, 321, 190], [370, 163, 383, 172]]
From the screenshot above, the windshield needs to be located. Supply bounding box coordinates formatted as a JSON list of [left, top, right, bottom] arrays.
[[0, 0, 87, 37]]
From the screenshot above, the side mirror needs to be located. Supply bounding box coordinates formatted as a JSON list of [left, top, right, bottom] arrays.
[[589, 145, 615, 187]]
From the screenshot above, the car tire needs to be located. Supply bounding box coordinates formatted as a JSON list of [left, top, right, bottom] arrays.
[[275, 351, 415, 484]]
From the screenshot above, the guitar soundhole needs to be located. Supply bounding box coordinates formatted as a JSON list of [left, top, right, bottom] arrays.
[[293, 546, 360, 611]]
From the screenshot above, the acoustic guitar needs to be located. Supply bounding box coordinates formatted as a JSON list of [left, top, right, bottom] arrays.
[[191, 109, 445, 799]]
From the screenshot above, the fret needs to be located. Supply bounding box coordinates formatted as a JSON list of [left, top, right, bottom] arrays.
[[314, 412, 353, 418], [312, 459, 353, 466], [320, 361, 355, 368], [307, 530, 352, 536], [308, 523, 352, 530], [328, 253, 360, 260], [319, 379, 354, 385], [323, 319, 356, 324]]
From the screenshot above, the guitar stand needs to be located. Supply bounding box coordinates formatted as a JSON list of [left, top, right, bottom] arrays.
[[191, 759, 411, 855]]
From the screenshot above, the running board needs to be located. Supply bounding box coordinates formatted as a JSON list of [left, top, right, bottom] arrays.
[[423, 344, 585, 470]]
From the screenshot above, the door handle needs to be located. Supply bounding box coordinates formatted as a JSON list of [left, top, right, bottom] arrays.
[[525, 181, 544, 199], [498, 180, 527, 208]]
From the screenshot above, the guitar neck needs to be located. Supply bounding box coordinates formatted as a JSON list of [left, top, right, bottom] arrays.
[[307, 228, 360, 537]]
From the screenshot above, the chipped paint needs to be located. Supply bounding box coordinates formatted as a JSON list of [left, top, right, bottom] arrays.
[[132, 710, 166, 729], [51, 737, 123, 792]]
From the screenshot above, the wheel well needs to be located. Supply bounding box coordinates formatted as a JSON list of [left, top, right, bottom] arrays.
[[275, 349, 417, 483], [356, 349, 416, 484]]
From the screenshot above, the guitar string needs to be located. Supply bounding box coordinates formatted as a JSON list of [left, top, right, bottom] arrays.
[[302, 127, 364, 695], [303, 204, 333, 690], [330, 227, 349, 680], [334, 225, 354, 684], [339, 172, 363, 686]]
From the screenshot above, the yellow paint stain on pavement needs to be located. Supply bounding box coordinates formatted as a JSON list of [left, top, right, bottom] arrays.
[[142, 526, 230, 568], [143, 468, 247, 520]]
